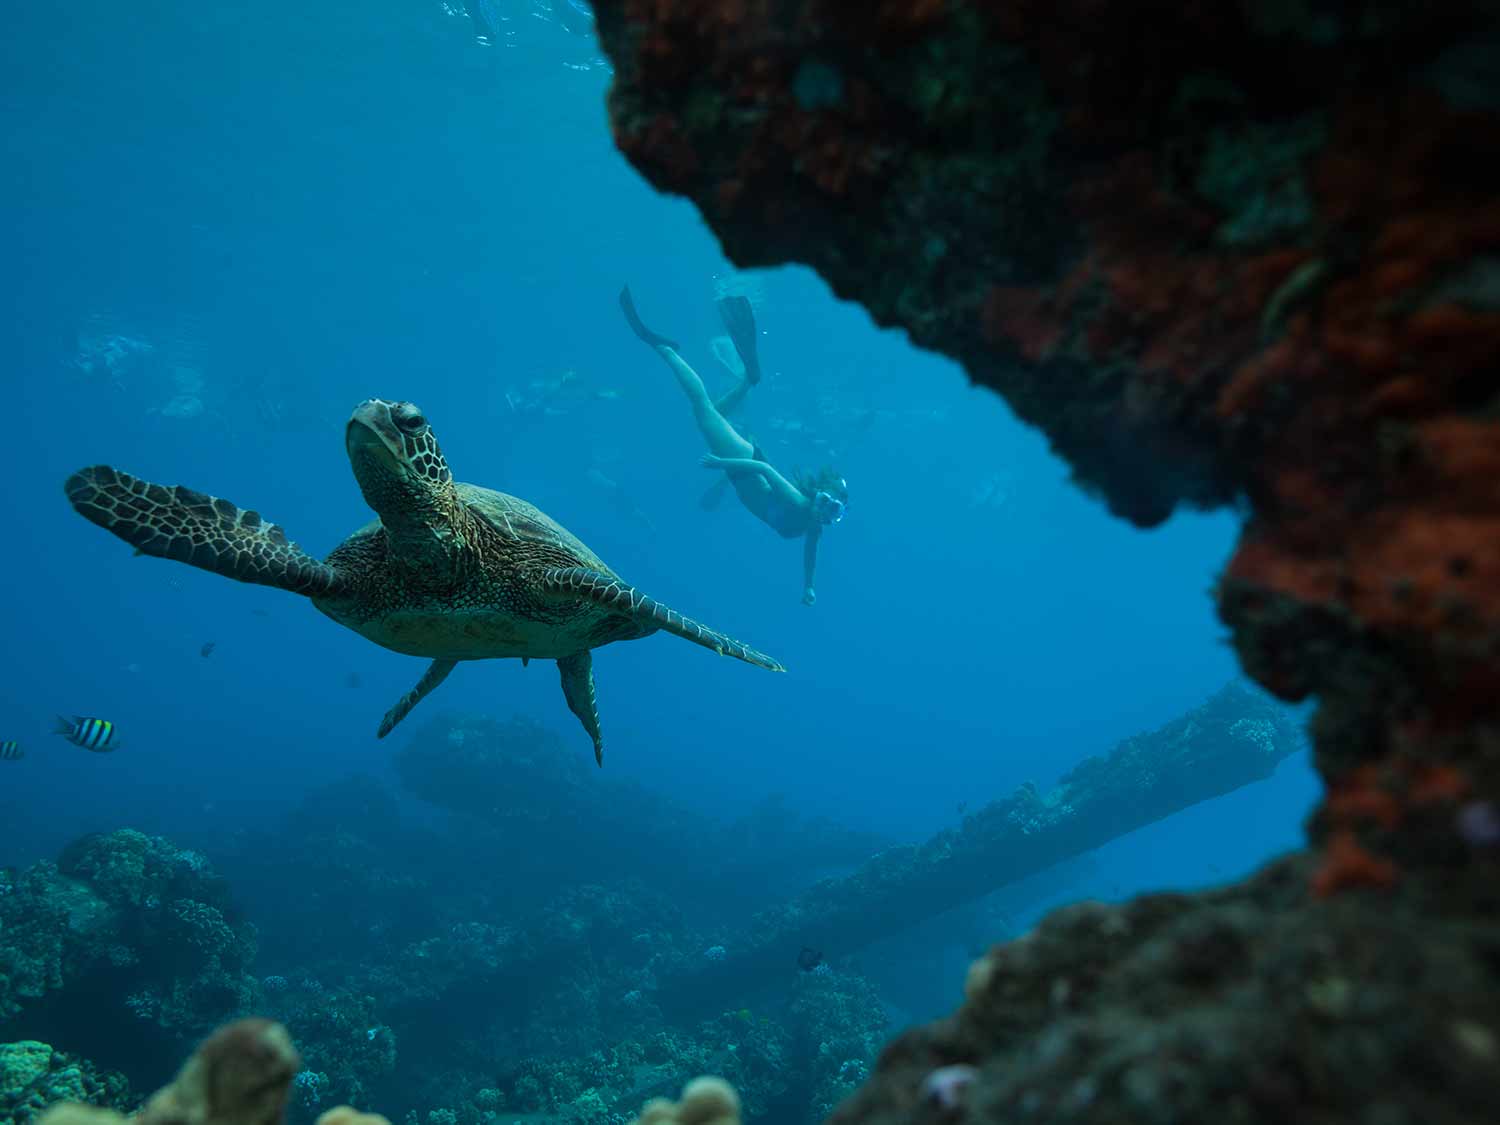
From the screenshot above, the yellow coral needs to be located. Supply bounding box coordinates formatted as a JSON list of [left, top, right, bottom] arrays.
[[316, 1107, 393, 1125], [37, 1109, 125, 1125], [632, 1076, 741, 1125]]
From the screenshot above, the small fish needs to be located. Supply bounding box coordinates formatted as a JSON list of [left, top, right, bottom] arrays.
[[251, 608, 271, 618], [346, 672, 362, 689], [55, 716, 121, 753], [200, 641, 216, 658], [0, 741, 23, 761], [796, 946, 823, 972]]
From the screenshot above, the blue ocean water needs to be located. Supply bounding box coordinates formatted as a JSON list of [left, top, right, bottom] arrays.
[[2, 0, 1319, 1112]]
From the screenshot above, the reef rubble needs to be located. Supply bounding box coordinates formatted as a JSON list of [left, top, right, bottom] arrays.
[[589, 2, 1500, 1120]]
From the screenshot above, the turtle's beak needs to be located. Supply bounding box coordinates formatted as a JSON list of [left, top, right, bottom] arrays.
[[346, 400, 405, 467]]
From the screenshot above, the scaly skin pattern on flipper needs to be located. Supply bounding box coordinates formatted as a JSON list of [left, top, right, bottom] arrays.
[[64, 466, 345, 596], [540, 566, 786, 672]]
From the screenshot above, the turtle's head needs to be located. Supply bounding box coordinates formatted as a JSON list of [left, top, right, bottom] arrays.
[[346, 400, 461, 551]]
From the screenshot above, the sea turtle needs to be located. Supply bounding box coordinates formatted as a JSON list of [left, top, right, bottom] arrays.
[[64, 398, 783, 763]]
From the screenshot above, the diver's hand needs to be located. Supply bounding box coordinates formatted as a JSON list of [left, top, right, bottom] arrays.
[[802, 588, 817, 606], [699, 453, 725, 469]]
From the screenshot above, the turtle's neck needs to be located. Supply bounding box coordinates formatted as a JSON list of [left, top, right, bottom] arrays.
[[379, 486, 477, 572]]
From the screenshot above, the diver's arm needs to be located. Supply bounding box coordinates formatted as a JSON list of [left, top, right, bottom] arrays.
[[802, 527, 822, 606], [700, 455, 771, 478], [702, 457, 809, 513]]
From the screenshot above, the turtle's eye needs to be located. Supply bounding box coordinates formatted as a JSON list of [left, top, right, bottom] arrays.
[[394, 404, 427, 433]]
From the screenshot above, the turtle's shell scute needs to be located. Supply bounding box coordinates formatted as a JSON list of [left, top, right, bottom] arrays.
[[454, 483, 611, 573]]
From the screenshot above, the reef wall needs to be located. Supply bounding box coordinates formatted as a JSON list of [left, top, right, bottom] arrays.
[[589, 4, 1500, 1119], [591, 0, 1500, 915]]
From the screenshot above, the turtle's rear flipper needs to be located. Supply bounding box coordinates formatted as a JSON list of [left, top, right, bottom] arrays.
[[558, 651, 605, 766], [65, 466, 347, 597], [619, 286, 680, 351], [715, 295, 761, 385], [539, 566, 785, 673], [377, 658, 457, 739]]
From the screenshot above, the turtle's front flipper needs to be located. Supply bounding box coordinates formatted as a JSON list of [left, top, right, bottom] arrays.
[[558, 652, 604, 767], [539, 567, 785, 673], [65, 466, 346, 597], [377, 659, 458, 739]]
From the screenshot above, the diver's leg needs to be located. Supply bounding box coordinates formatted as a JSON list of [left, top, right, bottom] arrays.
[[713, 377, 753, 419], [622, 286, 753, 457], [655, 347, 755, 458]]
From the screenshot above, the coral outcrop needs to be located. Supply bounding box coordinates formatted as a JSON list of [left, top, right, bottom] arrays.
[[31, 1018, 731, 1125], [833, 853, 1500, 1124], [0, 1039, 131, 1123], [37, 1018, 299, 1125], [588, 2, 1500, 1119], [590, 0, 1500, 887], [634, 1075, 742, 1125], [0, 829, 260, 1066]]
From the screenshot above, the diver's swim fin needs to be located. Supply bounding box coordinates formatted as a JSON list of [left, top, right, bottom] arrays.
[[619, 287, 680, 351], [716, 295, 762, 385], [468, 0, 498, 45], [700, 476, 731, 511]]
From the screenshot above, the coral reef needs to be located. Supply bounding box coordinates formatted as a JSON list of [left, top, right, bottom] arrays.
[[37, 1018, 299, 1125], [1, 690, 1305, 1123], [634, 1075, 741, 1125], [30, 1017, 738, 1125], [391, 715, 887, 916], [0, 1039, 131, 1123], [0, 830, 260, 1073], [832, 853, 1500, 1124]]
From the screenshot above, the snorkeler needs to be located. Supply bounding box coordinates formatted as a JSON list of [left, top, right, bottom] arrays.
[[619, 286, 848, 606]]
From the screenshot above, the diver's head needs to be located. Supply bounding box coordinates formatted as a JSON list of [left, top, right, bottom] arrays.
[[811, 473, 848, 526]]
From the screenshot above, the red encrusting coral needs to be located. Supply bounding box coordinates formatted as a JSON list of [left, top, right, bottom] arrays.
[[1311, 829, 1400, 897]]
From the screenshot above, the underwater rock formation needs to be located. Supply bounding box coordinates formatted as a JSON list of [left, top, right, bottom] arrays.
[[634, 1075, 742, 1125], [590, 0, 1500, 895], [37, 1018, 302, 1125], [654, 684, 1301, 1018], [589, 4, 1500, 1118], [393, 714, 888, 914], [831, 853, 1500, 1124], [0, 829, 260, 1069], [31, 1017, 748, 1125], [0, 1039, 131, 1123]]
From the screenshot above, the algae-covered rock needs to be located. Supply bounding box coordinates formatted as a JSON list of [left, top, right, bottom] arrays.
[[1, 830, 260, 1041], [0, 1039, 131, 1123]]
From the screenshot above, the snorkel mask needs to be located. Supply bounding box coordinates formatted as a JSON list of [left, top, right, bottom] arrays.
[[815, 489, 847, 526]]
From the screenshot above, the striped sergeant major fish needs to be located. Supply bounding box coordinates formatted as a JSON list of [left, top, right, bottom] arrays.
[[55, 716, 120, 752], [0, 740, 22, 760]]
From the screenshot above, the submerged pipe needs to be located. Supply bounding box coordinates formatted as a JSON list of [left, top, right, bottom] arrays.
[[654, 683, 1303, 1018]]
